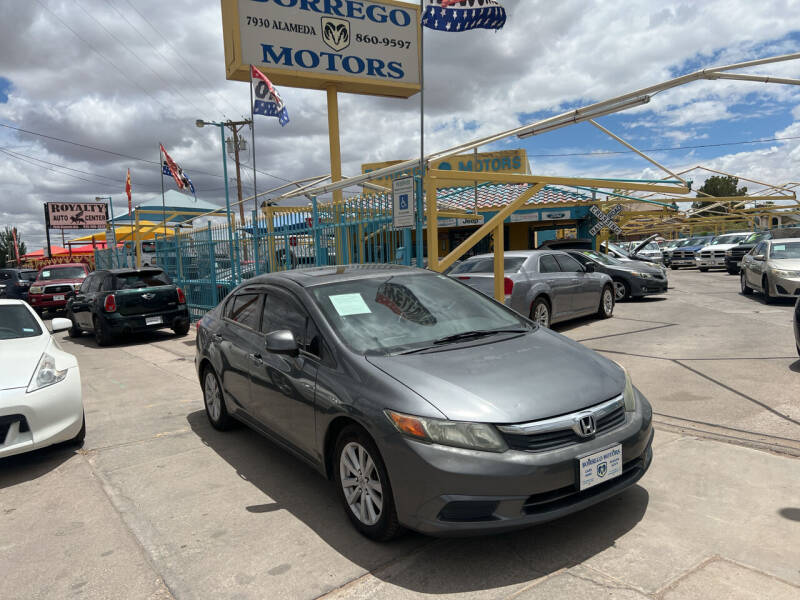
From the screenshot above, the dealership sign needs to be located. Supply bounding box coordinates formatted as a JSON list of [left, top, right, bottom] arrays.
[[45, 202, 108, 230], [221, 0, 421, 97]]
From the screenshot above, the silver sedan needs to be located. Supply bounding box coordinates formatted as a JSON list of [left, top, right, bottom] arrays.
[[741, 238, 800, 301], [447, 250, 615, 327]]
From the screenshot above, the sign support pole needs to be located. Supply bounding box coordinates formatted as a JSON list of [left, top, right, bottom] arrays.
[[44, 204, 52, 259], [326, 85, 343, 206]]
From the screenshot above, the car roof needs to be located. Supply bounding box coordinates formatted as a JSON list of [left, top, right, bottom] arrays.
[[467, 250, 560, 259], [769, 238, 800, 244], [106, 268, 164, 275], [245, 264, 425, 288], [0, 299, 27, 306]]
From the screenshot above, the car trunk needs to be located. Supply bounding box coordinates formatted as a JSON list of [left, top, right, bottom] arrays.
[[451, 273, 498, 297], [115, 286, 178, 316]]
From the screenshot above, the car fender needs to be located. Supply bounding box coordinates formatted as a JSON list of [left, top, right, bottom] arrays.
[[523, 280, 554, 317]]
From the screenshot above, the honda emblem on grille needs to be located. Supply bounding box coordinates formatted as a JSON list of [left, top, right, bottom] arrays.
[[577, 415, 596, 437]]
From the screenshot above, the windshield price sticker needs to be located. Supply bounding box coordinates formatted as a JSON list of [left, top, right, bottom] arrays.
[[330, 293, 372, 316]]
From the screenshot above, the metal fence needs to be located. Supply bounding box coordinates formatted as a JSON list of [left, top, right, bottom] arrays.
[[92, 185, 424, 321]]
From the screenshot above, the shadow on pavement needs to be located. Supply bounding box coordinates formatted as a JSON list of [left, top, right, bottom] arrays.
[[187, 410, 649, 594], [62, 329, 186, 350], [789, 360, 800, 373], [0, 444, 76, 490]]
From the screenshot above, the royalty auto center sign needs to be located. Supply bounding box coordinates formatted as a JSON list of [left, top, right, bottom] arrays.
[[45, 202, 108, 230], [221, 0, 421, 97]]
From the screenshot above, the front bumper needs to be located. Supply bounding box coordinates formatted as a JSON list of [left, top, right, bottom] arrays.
[[670, 258, 696, 267], [769, 274, 800, 298], [28, 293, 73, 310], [381, 391, 654, 536], [102, 307, 191, 334], [0, 367, 83, 459], [628, 278, 668, 297], [696, 257, 726, 268]]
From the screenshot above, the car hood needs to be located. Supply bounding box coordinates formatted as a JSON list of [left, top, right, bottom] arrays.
[[674, 245, 705, 252], [767, 258, 800, 269], [366, 328, 625, 423], [607, 262, 663, 275], [631, 235, 659, 256], [699, 243, 739, 252], [0, 335, 49, 390], [33, 278, 83, 287]]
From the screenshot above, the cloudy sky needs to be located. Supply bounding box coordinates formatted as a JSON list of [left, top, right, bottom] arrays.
[[1, 0, 799, 251]]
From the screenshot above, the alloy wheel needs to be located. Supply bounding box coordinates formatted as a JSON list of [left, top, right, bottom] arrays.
[[533, 302, 550, 327], [603, 288, 614, 316], [204, 371, 222, 422], [339, 441, 383, 526], [613, 281, 627, 301]]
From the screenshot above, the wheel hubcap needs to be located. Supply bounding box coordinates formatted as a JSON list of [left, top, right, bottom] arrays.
[[613, 282, 626, 300], [534, 304, 549, 327], [204, 372, 221, 421], [339, 442, 383, 526], [604, 290, 614, 314]]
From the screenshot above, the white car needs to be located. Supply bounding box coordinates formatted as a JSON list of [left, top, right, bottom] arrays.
[[0, 300, 84, 458], [695, 232, 753, 271]]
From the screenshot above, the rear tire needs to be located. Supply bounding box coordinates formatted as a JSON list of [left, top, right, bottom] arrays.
[[93, 316, 113, 346], [67, 312, 82, 338], [173, 321, 190, 336], [597, 285, 614, 319], [203, 367, 234, 430], [670, 265, 679, 271], [740, 272, 753, 295], [530, 297, 551, 328], [334, 425, 401, 542]]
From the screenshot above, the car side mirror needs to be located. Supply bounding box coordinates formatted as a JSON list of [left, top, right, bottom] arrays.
[[265, 330, 299, 357], [753, 254, 766, 261], [50, 317, 72, 333], [584, 263, 596, 273]]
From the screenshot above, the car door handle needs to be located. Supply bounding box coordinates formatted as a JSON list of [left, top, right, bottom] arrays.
[[248, 353, 263, 365]]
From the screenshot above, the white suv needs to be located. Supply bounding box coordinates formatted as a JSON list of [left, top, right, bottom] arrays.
[[696, 232, 752, 271]]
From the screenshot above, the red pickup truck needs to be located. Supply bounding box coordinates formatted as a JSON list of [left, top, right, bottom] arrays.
[[28, 263, 90, 315]]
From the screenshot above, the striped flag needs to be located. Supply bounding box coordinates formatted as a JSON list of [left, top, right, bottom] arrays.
[[125, 168, 132, 213], [251, 65, 290, 127], [422, 0, 506, 32]]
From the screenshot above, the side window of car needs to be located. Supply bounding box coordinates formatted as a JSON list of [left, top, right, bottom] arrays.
[[88, 275, 103, 293], [79, 274, 94, 293], [100, 275, 115, 292], [753, 242, 766, 256], [539, 254, 560, 273], [228, 293, 262, 330], [261, 291, 323, 358], [554, 254, 584, 273]]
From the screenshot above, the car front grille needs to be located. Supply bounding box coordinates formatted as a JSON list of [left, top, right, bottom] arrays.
[[729, 248, 748, 258], [44, 284, 72, 294], [522, 457, 644, 515], [672, 251, 696, 259], [699, 251, 726, 258], [499, 397, 627, 452]]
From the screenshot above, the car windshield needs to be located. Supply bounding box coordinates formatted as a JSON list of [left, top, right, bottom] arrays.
[[744, 232, 769, 243], [114, 271, 172, 289], [311, 273, 529, 355], [0, 304, 43, 339], [605, 243, 630, 256], [449, 256, 526, 275], [578, 250, 623, 266], [20, 271, 38, 281], [37, 266, 87, 280], [711, 234, 748, 245], [637, 242, 660, 252], [769, 242, 800, 259]]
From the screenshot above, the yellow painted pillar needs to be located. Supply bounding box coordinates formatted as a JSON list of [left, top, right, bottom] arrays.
[[326, 85, 343, 206], [426, 176, 439, 271], [134, 210, 141, 268], [493, 222, 504, 302]]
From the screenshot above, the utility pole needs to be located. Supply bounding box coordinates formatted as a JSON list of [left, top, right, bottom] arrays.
[[223, 119, 252, 225]]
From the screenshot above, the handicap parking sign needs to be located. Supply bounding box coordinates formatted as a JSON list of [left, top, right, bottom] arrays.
[[399, 194, 408, 210]]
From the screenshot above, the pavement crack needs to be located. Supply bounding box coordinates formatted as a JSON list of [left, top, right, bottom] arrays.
[[575, 322, 678, 343]]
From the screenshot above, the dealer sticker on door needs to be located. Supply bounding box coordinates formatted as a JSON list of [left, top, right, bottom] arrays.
[[578, 444, 622, 491]]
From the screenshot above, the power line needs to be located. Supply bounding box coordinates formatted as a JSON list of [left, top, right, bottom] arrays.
[[0, 148, 105, 185], [34, 0, 171, 112], [0, 147, 120, 182], [528, 135, 800, 157]]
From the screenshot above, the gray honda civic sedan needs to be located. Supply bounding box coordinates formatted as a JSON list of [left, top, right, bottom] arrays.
[[195, 264, 653, 540]]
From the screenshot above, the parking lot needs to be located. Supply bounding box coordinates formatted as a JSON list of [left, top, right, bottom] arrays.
[[2, 269, 799, 600]]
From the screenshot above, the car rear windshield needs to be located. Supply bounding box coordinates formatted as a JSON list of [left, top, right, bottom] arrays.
[[38, 266, 87, 280], [20, 271, 38, 281], [769, 242, 800, 259], [114, 271, 172, 289], [311, 273, 529, 354], [449, 257, 526, 274], [0, 304, 42, 339]]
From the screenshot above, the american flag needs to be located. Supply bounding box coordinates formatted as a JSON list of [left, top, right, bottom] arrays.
[[422, 0, 506, 32], [160, 144, 196, 196], [251, 65, 290, 127]]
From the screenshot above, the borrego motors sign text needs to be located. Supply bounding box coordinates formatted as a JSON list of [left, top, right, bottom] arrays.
[[45, 202, 108, 230], [222, 0, 421, 97]]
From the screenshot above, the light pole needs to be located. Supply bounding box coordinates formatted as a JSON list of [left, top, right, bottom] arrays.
[[95, 196, 114, 267], [196, 119, 238, 280]]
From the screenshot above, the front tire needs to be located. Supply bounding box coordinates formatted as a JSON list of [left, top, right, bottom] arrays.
[[597, 285, 614, 319], [530, 297, 551, 328], [698, 267, 709, 272], [203, 367, 234, 430], [671, 265, 679, 271], [727, 266, 739, 275], [762, 276, 776, 304], [740, 272, 753, 295], [612, 279, 629, 301], [334, 425, 401, 542]]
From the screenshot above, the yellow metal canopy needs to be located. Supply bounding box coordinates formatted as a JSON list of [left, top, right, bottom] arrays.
[[69, 222, 173, 243]]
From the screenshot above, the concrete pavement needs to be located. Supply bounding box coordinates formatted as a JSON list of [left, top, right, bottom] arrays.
[[1, 269, 798, 599]]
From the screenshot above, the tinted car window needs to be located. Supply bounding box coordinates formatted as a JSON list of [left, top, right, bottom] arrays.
[[88, 274, 102, 293], [229, 293, 261, 329], [753, 242, 767, 256], [100, 275, 115, 291], [261, 291, 319, 354], [539, 255, 560, 273], [0, 304, 42, 339], [449, 257, 526, 274], [114, 271, 172, 289], [20, 271, 38, 281], [554, 254, 584, 273], [769, 241, 800, 259], [79, 275, 94, 294]]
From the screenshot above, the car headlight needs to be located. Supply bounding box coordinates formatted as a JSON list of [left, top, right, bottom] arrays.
[[771, 268, 800, 278], [613, 363, 637, 412], [27, 352, 68, 393], [29, 286, 43, 294], [630, 271, 654, 279], [385, 410, 508, 453]]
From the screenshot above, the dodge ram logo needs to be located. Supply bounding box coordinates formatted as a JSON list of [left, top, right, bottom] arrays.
[[321, 18, 350, 52]]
